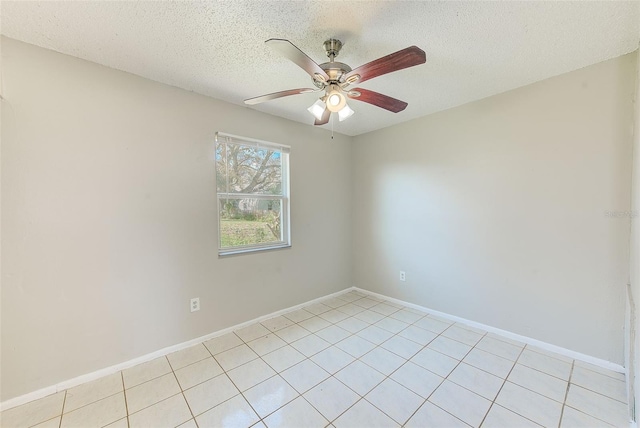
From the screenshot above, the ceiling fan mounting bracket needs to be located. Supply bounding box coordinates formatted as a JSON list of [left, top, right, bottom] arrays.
[[323, 38, 343, 60]]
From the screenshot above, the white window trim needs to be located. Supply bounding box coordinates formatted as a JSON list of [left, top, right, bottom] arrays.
[[215, 132, 291, 256]]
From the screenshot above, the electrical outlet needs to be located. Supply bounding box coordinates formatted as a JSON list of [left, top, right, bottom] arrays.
[[399, 271, 406, 281], [190, 297, 200, 312]]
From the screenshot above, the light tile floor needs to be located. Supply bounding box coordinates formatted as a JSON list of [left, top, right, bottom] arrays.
[[1, 291, 629, 428]]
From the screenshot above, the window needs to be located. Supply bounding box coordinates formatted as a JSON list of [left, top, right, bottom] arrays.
[[215, 132, 290, 255]]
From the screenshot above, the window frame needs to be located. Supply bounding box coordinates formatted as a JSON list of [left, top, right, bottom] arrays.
[[215, 132, 291, 256]]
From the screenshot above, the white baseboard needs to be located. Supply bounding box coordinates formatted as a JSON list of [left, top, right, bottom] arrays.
[[0, 287, 356, 412], [2, 285, 626, 412], [355, 287, 626, 373]]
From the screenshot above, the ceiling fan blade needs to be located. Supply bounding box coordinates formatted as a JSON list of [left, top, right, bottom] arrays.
[[266, 39, 330, 80], [348, 88, 408, 113], [244, 88, 317, 105], [314, 107, 331, 125], [345, 46, 426, 85]]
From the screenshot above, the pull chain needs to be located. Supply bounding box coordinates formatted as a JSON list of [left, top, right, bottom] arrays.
[[331, 113, 334, 139]]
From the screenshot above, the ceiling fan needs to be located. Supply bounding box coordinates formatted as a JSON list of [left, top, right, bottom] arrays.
[[244, 39, 426, 125]]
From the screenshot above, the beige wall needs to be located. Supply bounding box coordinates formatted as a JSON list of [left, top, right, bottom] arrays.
[[2, 35, 637, 403], [630, 46, 640, 420], [0, 37, 353, 401], [352, 53, 636, 365]]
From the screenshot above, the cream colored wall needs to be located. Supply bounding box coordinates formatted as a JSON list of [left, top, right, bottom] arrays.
[[2, 34, 637, 403], [0, 37, 352, 401], [629, 47, 640, 420], [352, 53, 636, 365]]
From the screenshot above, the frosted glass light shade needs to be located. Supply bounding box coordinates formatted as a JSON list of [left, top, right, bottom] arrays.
[[325, 86, 347, 112], [307, 99, 326, 121], [338, 104, 354, 122]]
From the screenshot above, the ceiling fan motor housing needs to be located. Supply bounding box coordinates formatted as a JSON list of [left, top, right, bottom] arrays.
[[311, 39, 353, 89], [318, 62, 351, 84], [323, 38, 343, 59], [244, 37, 426, 124]]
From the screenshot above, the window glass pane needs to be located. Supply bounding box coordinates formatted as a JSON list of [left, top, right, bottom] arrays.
[[219, 198, 283, 248], [216, 143, 282, 195]]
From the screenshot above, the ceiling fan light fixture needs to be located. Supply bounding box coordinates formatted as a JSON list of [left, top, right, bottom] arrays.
[[325, 86, 346, 112], [338, 104, 354, 122], [247, 38, 426, 127], [307, 99, 326, 121]]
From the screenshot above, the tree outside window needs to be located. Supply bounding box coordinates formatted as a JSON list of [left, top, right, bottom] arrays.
[[215, 133, 290, 254]]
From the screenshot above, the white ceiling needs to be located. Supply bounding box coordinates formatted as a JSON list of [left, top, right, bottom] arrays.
[[2, 1, 639, 136]]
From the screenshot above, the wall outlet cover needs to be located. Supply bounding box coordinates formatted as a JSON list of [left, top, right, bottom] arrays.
[[190, 297, 200, 312]]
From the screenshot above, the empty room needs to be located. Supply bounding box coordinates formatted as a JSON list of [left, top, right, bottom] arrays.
[[1, 1, 639, 427]]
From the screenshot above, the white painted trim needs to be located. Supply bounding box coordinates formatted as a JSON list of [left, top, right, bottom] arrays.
[[0, 287, 356, 412], [215, 131, 291, 152], [355, 287, 626, 373], [2, 285, 626, 412]]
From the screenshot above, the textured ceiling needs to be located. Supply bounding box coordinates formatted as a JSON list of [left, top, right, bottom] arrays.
[[2, 1, 639, 136]]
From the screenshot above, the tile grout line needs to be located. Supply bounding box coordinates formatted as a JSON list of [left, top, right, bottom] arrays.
[[435, 322, 520, 425], [51, 291, 622, 428], [462, 335, 620, 428], [400, 308, 620, 425], [165, 355, 199, 428], [266, 305, 355, 424], [505, 351, 625, 407], [502, 359, 625, 406], [402, 318, 483, 425], [200, 335, 260, 425], [385, 306, 575, 426], [47, 388, 127, 423], [271, 296, 502, 426], [76, 316, 424, 418], [239, 353, 297, 425], [561, 382, 625, 425], [558, 360, 575, 428], [120, 372, 130, 428], [207, 332, 277, 424], [162, 328, 568, 422], [300, 325, 399, 424], [565, 377, 628, 405], [355, 288, 620, 376], [119, 364, 182, 420], [250, 294, 358, 426], [515, 358, 574, 383], [127, 298, 621, 427], [416, 327, 489, 426], [265, 305, 385, 425], [571, 363, 626, 382], [499, 342, 566, 425], [352, 300, 531, 426], [234, 293, 396, 426], [206, 324, 319, 426], [478, 342, 527, 427], [57, 391, 67, 428], [504, 342, 576, 425], [561, 406, 619, 427], [124, 295, 559, 426], [6, 290, 626, 428], [334, 342, 409, 425], [306, 299, 468, 425]]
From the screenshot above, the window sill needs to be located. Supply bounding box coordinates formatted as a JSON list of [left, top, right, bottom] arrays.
[[218, 244, 291, 257]]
